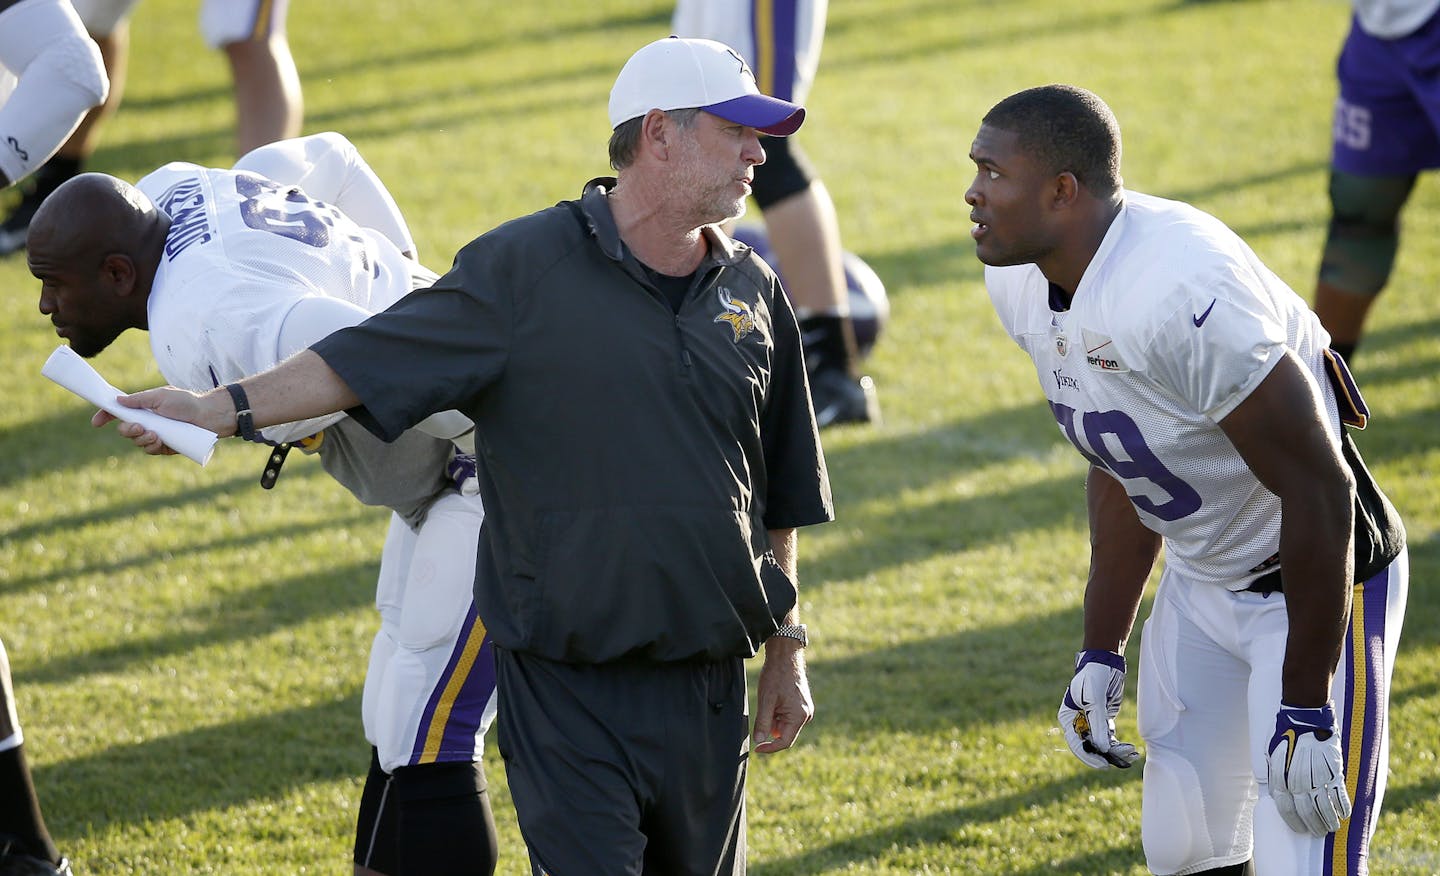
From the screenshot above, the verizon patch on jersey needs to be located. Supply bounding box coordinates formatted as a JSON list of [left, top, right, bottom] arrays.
[[1081, 329, 1129, 372]]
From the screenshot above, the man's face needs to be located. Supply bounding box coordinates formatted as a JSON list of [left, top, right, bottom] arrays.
[[30, 242, 129, 358], [964, 124, 1058, 267], [671, 111, 766, 225]]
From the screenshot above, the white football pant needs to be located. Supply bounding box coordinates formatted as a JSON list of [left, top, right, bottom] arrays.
[[1137, 551, 1408, 875]]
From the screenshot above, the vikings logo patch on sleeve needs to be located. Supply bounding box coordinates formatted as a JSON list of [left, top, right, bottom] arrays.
[[714, 287, 757, 342]]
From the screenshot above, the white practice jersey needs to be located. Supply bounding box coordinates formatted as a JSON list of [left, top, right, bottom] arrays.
[[986, 191, 1344, 587], [138, 161, 417, 443]]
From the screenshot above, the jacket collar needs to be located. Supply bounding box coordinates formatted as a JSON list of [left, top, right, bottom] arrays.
[[578, 177, 750, 270]]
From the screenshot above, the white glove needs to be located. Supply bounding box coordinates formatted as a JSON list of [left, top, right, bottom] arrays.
[[1057, 649, 1139, 769], [1266, 703, 1351, 836]]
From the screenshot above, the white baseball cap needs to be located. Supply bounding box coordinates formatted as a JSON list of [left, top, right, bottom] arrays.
[[608, 36, 806, 136]]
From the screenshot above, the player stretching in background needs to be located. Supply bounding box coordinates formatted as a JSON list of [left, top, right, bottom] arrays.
[[0, 2, 107, 872], [672, 0, 880, 426], [0, 639, 72, 876], [969, 85, 1407, 875], [0, 0, 108, 189], [0, 0, 302, 255], [1312, 0, 1440, 362], [28, 133, 497, 876]]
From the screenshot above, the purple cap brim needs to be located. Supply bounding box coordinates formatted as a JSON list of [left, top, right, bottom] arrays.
[[703, 94, 806, 136]]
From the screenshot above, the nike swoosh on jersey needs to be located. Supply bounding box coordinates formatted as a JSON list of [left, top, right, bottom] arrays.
[[1193, 299, 1217, 327]]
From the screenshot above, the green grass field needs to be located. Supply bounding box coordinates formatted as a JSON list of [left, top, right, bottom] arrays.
[[2, 0, 1438, 872]]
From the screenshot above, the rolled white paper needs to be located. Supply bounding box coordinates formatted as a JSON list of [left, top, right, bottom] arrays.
[[41, 345, 218, 466]]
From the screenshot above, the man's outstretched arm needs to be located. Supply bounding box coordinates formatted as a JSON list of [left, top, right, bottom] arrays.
[[97, 349, 359, 453]]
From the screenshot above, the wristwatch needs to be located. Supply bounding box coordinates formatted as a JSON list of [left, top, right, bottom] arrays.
[[771, 623, 808, 648], [223, 383, 257, 441]]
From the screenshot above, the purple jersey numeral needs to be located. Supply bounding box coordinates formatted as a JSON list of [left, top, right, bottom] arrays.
[[1050, 402, 1202, 522], [235, 174, 335, 248]]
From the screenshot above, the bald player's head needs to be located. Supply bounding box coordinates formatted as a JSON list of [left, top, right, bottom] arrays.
[[29, 173, 170, 357]]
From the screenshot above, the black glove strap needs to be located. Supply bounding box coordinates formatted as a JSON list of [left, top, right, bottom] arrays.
[[223, 383, 257, 442]]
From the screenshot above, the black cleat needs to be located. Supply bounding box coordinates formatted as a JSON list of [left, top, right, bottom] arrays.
[[0, 159, 79, 256], [0, 834, 71, 876], [0, 853, 72, 876], [809, 368, 880, 428], [0, 187, 46, 256]]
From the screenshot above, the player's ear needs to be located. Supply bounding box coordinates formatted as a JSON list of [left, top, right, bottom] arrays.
[[1052, 171, 1081, 210], [100, 253, 138, 296]]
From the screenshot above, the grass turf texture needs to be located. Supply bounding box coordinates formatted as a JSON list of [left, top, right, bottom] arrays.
[[2, 0, 1438, 872]]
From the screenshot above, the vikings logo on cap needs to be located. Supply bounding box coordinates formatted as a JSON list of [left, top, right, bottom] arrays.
[[714, 287, 756, 342]]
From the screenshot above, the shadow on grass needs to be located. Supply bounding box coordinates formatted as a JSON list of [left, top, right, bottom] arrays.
[[1384, 769, 1440, 820], [93, 10, 667, 175], [90, 61, 616, 182], [810, 468, 1087, 586], [803, 597, 1118, 738], [809, 400, 1084, 583], [0, 403, 163, 491], [0, 502, 378, 598], [751, 769, 1142, 876], [859, 236, 980, 298], [822, 401, 1067, 502], [34, 690, 369, 832], [1385, 529, 1440, 648], [1157, 159, 1329, 208], [119, 6, 673, 115], [15, 556, 379, 686], [1359, 315, 1440, 358], [1346, 404, 1440, 474], [828, 2, 1161, 69]]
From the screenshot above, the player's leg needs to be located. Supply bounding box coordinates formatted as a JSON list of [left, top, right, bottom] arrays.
[[367, 494, 493, 771], [1314, 169, 1417, 361], [1135, 573, 1259, 874], [200, 0, 302, 157], [739, 0, 874, 427], [753, 144, 878, 426], [390, 760, 498, 875], [0, 0, 132, 255], [364, 494, 499, 873], [354, 748, 498, 876], [0, 637, 68, 874], [1315, 11, 1440, 359], [0, 0, 109, 189], [52, 0, 132, 161], [1251, 550, 1409, 874], [714, 0, 877, 425], [354, 747, 398, 876]]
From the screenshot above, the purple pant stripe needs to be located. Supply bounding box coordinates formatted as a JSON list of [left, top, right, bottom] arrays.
[[751, 0, 801, 101], [1329, 563, 1393, 875], [408, 602, 494, 764]]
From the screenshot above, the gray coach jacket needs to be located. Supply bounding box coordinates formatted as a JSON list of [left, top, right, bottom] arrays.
[[312, 178, 834, 664]]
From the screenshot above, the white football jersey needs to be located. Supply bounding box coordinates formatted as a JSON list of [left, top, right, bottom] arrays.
[[138, 162, 417, 442], [986, 191, 1342, 586]]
